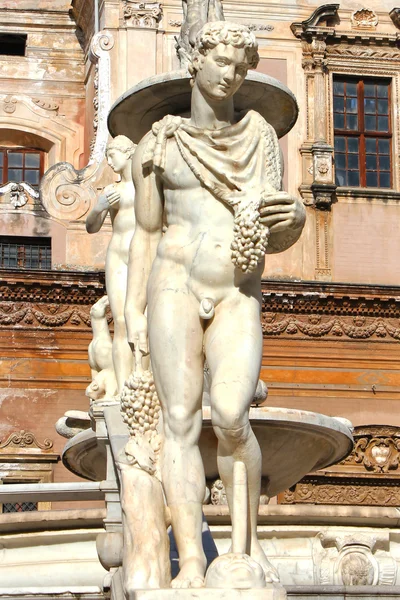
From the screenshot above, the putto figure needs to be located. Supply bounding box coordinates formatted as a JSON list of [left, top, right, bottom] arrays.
[[126, 22, 305, 588], [86, 135, 136, 394]]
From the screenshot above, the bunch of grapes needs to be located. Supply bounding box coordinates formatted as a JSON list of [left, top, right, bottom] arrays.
[[120, 370, 161, 437], [230, 212, 270, 273]]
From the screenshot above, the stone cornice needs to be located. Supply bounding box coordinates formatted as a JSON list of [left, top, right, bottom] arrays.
[[262, 280, 400, 341], [0, 269, 105, 302]]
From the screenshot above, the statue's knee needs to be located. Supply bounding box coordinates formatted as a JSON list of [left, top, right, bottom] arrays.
[[113, 314, 127, 334], [211, 405, 249, 442], [164, 405, 195, 439]]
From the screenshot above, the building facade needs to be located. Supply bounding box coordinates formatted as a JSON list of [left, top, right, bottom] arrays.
[[0, 0, 400, 596]]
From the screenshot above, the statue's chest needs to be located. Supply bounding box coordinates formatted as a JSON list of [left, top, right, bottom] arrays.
[[161, 140, 200, 191]]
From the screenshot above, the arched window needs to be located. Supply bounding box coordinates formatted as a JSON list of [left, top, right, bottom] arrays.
[[0, 147, 45, 189]]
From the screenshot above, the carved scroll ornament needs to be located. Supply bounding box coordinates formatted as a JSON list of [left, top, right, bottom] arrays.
[[40, 30, 114, 222]]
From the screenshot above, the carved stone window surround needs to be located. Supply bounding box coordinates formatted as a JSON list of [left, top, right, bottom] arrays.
[[292, 5, 400, 211], [0, 430, 59, 512], [292, 5, 400, 280]]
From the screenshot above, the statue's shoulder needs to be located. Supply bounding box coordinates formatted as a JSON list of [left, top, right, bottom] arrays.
[[247, 110, 278, 141]]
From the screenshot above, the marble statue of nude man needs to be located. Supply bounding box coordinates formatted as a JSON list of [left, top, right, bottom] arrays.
[[125, 22, 306, 589], [86, 135, 136, 393]]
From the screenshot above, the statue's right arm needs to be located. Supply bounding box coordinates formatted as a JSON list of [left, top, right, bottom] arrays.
[[85, 189, 111, 233], [125, 136, 163, 350]]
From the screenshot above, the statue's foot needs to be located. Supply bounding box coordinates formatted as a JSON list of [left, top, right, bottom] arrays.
[[171, 557, 206, 589], [251, 540, 280, 584]]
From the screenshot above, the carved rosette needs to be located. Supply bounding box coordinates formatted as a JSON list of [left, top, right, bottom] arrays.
[[40, 30, 114, 222], [123, 2, 162, 28]]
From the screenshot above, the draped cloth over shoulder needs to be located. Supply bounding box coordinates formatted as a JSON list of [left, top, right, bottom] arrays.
[[142, 111, 283, 273]]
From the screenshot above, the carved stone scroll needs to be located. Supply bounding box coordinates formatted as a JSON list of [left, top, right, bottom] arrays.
[[40, 30, 114, 222]]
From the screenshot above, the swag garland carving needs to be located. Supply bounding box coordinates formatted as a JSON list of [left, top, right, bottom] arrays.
[[262, 286, 400, 341], [0, 272, 106, 330]]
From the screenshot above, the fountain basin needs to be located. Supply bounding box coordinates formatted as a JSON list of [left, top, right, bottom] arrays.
[[107, 70, 298, 143], [62, 406, 353, 499]]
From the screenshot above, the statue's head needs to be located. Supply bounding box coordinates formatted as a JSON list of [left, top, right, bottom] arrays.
[[190, 21, 259, 101], [106, 135, 136, 173]]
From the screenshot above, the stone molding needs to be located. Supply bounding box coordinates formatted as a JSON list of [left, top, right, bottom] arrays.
[[0, 269, 105, 331], [262, 281, 400, 341], [0, 276, 398, 336], [39, 29, 114, 223]]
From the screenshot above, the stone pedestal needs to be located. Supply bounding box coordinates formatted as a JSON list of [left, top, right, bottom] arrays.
[[131, 585, 286, 600]]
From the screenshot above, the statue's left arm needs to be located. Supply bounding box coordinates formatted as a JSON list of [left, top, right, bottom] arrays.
[[261, 125, 306, 254], [261, 190, 306, 254]]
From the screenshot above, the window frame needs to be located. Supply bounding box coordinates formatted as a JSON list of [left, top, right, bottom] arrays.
[[0, 147, 45, 189], [0, 236, 52, 270], [332, 75, 393, 190]]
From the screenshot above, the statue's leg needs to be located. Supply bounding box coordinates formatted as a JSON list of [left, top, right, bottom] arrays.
[[148, 283, 207, 589], [106, 260, 133, 393], [205, 291, 279, 583]]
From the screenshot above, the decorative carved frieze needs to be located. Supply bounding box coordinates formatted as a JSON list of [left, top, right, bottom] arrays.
[[123, 2, 162, 28], [0, 430, 53, 451], [283, 477, 400, 505], [0, 270, 106, 331], [261, 282, 400, 341]]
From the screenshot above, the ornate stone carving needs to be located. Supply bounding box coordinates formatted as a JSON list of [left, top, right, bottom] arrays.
[[245, 24, 274, 32], [123, 2, 162, 28], [3, 95, 17, 114], [351, 9, 378, 29], [0, 271, 106, 330], [341, 426, 400, 473], [0, 182, 39, 209], [0, 430, 53, 451], [169, 19, 182, 27], [283, 478, 400, 505], [282, 426, 400, 507], [316, 532, 397, 587], [40, 30, 114, 222], [261, 280, 400, 340], [262, 313, 400, 341], [210, 479, 228, 505], [32, 98, 60, 112], [327, 45, 400, 60]]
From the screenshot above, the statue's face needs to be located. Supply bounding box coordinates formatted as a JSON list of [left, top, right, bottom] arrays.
[[106, 148, 129, 173], [194, 43, 249, 102]]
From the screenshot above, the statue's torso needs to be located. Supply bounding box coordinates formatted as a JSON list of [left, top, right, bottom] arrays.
[[108, 181, 136, 265], [150, 139, 263, 301]]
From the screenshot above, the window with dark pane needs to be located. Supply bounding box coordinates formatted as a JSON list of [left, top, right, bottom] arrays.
[[0, 236, 51, 270], [0, 148, 44, 189], [1, 480, 38, 514], [333, 76, 392, 188]]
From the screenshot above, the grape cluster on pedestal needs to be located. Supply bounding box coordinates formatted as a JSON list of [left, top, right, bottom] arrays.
[[121, 370, 161, 437]]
